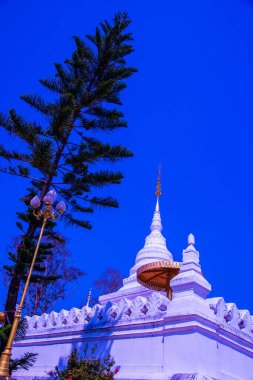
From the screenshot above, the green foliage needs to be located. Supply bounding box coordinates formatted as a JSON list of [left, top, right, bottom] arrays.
[[0, 10, 136, 229], [0, 13, 136, 223], [0, 318, 27, 353], [7, 230, 59, 276], [0, 318, 38, 374], [0, 11, 136, 323], [50, 345, 118, 380], [10, 352, 38, 375], [0, 324, 11, 352]]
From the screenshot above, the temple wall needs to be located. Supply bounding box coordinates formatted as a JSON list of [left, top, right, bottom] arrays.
[[12, 293, 253, 380], [217, 341, 253, 380]]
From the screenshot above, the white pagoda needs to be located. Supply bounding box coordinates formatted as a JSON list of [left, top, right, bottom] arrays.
[[13, 176, 253, 380]]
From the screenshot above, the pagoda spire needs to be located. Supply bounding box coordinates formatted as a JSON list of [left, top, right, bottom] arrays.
[[154, 164, 161, 212], [151, 166, 163, 232], [155, 164, 162, 196]]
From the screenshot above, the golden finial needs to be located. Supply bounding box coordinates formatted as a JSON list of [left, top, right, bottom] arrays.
[[155, 165, 162, 197]]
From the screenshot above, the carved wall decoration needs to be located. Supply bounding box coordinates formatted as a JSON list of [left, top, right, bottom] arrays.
[[24, 292, 253, 341]]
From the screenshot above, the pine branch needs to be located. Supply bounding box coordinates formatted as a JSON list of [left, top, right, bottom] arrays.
[[65, 140, 133, 165], [20, 94, 51, 116], [29, 138, 54, 173], [8, 110, 40, 144], [0, 167, 44, 182], [72, 35, 96, 66], [54, 63, 74, 89], [0, 112, 11, 130], [82, 170, 124, 187], [62, 213, 92, 229], [0, 145, 31, 163], [89, 196, 119, 208], [39, 78, 65, 95]]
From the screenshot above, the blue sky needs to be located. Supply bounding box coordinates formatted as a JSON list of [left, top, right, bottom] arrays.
[[0, 0, 253, 314]]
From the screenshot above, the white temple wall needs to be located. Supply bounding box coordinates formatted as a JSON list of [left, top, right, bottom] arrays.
[[13, 314, 253, 380], [109, 335, 164, 378], [13, 322, 167, 379], [163, 328, 253, 380], [215, 341, 253, 380], [163, 332, 210, 376]]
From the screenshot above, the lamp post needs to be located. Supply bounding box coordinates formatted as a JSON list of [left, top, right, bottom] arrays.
[[0, 190, 66, 379]]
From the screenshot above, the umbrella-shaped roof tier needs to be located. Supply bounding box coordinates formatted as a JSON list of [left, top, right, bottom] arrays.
[[137, 261, 180, 300]]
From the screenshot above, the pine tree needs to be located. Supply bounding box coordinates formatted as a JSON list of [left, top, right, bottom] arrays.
[[0, 11, 137, 323]]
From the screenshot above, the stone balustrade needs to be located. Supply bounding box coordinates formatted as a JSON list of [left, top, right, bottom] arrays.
[[207, 297, 253, 336], [25, 292, 253, 339], [26, 292, 169, 332]]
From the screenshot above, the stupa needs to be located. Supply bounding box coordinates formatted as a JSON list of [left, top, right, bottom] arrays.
[[12, 175, 253, 380]]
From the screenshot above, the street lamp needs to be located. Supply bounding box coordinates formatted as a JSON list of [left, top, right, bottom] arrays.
[[0, 190, 66, 379]]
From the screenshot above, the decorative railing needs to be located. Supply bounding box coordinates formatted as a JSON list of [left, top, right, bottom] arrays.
[[26, 292, 170, 332], [207, 297, 253, 337], [25, 293, 253, 339]]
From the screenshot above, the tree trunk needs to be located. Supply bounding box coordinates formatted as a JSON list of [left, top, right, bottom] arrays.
[[4, 274, 21, 324], [4, 222, 38, 324]]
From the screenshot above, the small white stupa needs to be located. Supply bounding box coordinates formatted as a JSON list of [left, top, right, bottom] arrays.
[[12, 172, 253, 380]]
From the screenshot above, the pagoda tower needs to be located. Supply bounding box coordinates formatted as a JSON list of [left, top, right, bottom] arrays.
[[100, 168, 174, 304]]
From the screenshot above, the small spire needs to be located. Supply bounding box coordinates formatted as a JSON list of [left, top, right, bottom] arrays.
[[86, 288, 92, 307], [155, 164, 162, 197], [184, 233, 198, 254], [183, 233, 199, 263], [188, 233, 195, 246]]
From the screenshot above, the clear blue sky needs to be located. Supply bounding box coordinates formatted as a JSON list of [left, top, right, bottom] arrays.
[[0, 0, 253, 313]]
